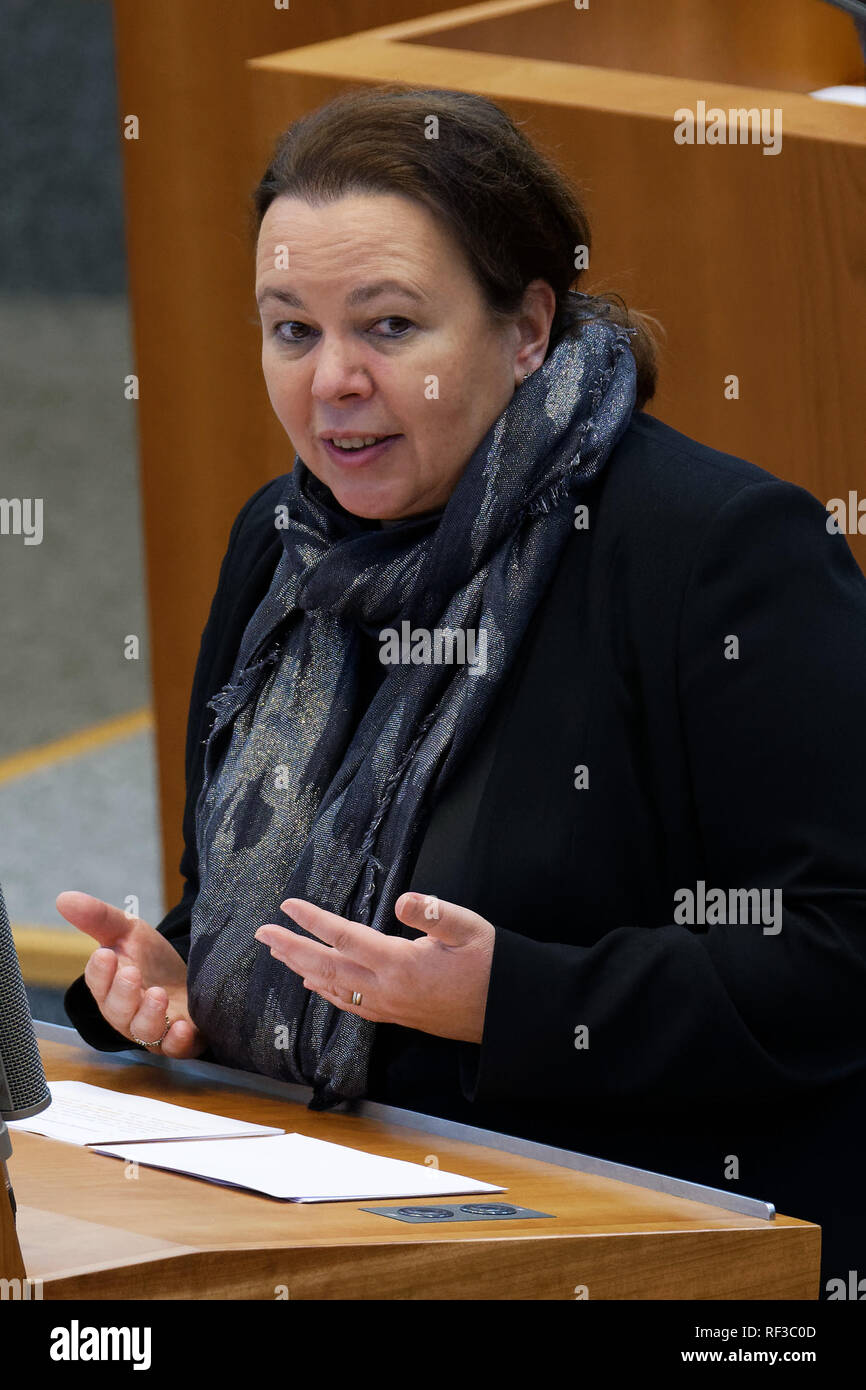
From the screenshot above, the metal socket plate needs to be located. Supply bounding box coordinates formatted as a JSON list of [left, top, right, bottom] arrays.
[[360, 1201, 555, 1223]]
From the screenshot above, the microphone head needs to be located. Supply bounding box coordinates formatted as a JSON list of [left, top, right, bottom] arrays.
[[0, 881, 51, 1120]]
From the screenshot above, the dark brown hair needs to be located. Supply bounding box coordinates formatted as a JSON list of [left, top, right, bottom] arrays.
[[251, 85, 660, 410]]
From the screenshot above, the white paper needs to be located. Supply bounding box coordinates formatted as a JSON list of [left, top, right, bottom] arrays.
[[808, 84, 866, 106], [6, 1080, 284, 1146], [92, 1131, 506, 1202]]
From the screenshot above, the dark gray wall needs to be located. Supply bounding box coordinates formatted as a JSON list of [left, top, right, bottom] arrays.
[[0, 0, 125, 292]]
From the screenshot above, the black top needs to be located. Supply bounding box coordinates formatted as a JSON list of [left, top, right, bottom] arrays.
[[65, 411, 866, 1289]]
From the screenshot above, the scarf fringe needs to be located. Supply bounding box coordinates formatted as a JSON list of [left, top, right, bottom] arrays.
[[521, 327, 631, 525], [524, 470, 578, 520], [205, 645, 283, 723]]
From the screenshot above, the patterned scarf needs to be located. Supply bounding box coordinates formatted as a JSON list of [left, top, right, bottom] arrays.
[[187, 296, 636, 1109]]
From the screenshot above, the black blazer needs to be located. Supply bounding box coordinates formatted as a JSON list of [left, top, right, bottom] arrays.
[[66, 411, 866, 1289]]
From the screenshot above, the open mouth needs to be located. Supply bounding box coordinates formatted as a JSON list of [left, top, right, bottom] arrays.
[[320, 434, 401, 465]]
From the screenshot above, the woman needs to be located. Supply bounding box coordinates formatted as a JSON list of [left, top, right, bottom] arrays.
[[62, 87, 866, 1289]]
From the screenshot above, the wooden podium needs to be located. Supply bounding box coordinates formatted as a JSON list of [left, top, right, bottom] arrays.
[[4, 1024, 819, 1299]]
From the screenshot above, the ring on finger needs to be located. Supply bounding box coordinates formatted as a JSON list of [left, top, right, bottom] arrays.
[[130, 1014, 171, 1049]]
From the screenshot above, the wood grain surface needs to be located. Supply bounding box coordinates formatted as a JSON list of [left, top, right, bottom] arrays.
[[5, 1037, 820, 1299]]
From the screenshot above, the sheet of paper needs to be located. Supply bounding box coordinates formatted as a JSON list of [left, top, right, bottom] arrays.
[[7, 1080, 284, 1146], [809, 84, 866, 106], [92, 1132, 506, 1202]]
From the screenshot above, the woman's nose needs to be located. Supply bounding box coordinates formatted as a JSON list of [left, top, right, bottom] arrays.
[[310, 338, 373, 401]]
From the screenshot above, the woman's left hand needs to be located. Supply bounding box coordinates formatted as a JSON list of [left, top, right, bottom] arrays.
[[254, 893, 495, 1045]]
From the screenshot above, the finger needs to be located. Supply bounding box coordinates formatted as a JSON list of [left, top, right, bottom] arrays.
[[128, 987, 170, 1046], [56, 891, 138, 948], [394, 892, 484, 946], [83, 947, 119, 1006], [160, 1019, 203, 1059], [304, 981, 389, 1024], [100, 964, 145, 1034], [275, 898, 396, 970], [258, 932, 379, 1006], [255, 927, 381, 987]]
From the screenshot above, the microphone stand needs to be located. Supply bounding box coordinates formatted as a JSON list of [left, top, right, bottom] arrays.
[[0, 1116, 27, 1282], [1, 1118, 16, 1218]]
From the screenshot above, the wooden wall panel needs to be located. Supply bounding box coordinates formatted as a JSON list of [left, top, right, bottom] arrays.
[[249, 3, 866, 562]]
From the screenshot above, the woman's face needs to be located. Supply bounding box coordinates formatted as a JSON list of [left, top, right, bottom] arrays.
[[255, 192, 552, 520]]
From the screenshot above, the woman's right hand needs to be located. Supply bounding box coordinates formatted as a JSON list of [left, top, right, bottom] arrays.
[[56, 890, 207, 1058]]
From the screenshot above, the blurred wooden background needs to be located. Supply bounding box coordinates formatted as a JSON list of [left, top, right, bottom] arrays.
[[112, 0, 866, 907]]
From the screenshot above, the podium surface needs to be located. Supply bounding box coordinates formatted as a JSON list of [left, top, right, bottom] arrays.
[[7, 1026, 819, 1300]]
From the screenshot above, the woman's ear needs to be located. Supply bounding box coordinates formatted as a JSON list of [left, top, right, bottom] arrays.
[[513, 279, 556, 382]]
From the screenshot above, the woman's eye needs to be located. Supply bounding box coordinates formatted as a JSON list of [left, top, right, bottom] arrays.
[[372, 317, 414, 337], [273, 321, 310, 343], [270, 317, 414, 345]]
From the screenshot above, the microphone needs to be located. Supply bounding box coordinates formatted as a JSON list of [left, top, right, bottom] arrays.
[[0, 879, 51, 1231]]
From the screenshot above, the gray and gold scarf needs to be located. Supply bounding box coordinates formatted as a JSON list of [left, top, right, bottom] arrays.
[[187, 297, 636, 1109]]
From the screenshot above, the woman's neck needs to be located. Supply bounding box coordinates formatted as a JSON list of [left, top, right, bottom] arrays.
[[379, 507, 443, 529]]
